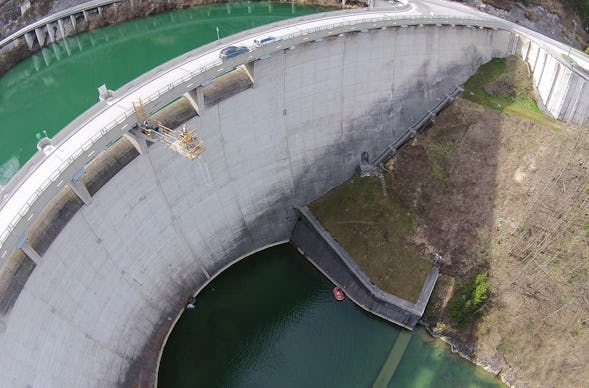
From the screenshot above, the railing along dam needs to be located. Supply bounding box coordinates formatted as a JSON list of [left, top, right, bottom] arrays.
[[0, 2, 587, 386]]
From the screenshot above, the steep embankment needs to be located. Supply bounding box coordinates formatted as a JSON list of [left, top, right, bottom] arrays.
[[384, 56, 589, 387]]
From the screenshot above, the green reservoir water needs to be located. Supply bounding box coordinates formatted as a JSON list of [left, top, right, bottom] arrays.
[[0, 3, 502, 386], [0, 1, 323, 186], [159, 244, 501, 387]]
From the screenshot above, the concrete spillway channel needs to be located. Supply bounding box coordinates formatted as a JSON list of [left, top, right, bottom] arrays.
[[0, 1, 588, 385]]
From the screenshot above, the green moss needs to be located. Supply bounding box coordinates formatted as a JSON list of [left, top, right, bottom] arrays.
[[463, 57, 506, 100], [448, 272, 490, 328], [463, 56, 557, 129]]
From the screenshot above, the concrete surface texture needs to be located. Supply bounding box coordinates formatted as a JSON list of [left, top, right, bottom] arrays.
[[517, 36, 589, 124], [0, 22, 510, 386], [0, 1, 588, 386]]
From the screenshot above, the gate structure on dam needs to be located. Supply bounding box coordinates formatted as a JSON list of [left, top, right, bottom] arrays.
[[0, 2, 588, 386]]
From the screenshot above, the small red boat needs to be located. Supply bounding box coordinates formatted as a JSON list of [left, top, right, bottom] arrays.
[[333, 287, 345, 301]]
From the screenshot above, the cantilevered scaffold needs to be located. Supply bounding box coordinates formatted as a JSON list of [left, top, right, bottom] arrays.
[[132, 99, 205, 160]]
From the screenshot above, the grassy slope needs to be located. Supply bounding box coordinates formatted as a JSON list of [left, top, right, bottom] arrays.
[[392, 56, 589, 386], [311, 55, 589, 386], [309, 175, 432, 303]]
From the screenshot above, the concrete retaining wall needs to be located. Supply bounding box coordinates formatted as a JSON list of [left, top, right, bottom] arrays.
[[0, 23, 512, 386], [291, 206, 439, 330], [516, 35, 589, 126]]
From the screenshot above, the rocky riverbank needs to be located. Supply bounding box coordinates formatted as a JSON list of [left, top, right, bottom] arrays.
[[425, 325, 518, 387]]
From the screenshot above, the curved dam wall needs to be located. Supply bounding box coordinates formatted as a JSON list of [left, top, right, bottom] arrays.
[[0, 20, 511, 386], [1, 3, 588, 385]]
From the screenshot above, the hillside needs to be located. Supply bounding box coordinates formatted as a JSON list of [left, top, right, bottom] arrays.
[[384, 56, 589, 386], [464, 0, 589, 52]]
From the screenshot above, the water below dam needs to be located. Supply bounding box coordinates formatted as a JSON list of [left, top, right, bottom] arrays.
[[0, 3, 502, 386], [159, 244, 501, 387]]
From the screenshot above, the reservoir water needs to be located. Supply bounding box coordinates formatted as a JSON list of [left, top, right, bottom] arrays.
[[159, 244, 501, 387], [0, 3, 502, 386], [0, 1, 323, 186]]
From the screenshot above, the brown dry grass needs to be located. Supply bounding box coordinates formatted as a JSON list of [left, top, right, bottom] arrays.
[[386, 56, 589, 386]]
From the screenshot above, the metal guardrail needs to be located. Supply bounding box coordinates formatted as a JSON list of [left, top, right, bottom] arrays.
[[373, 85, 464, 166], [0, 14, 527, 260], [0, 11, 586, 264]]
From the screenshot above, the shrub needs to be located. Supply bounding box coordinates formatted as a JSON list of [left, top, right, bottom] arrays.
[[448, 272, 490, 328]]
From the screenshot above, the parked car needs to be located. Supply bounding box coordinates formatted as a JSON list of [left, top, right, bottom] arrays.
[[219, 45, 249, 60], [254, 36, 280, 47]]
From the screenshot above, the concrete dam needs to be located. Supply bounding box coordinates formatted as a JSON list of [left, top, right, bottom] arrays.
[[0, 1, 588, 386]]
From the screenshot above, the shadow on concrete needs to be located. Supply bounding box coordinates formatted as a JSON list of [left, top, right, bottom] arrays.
[[23, 94, 200, 262], [204, 67, 253, 108], [0, 250, 35, 315], [152, 96, 198, 130]]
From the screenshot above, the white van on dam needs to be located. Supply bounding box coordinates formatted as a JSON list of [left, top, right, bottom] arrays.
[[254, 36, 280, 47]]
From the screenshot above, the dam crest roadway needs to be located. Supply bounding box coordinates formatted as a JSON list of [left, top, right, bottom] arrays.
[[0, 0, 588, 386]]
